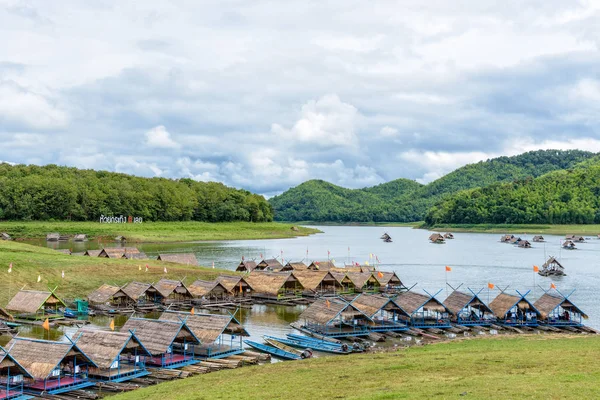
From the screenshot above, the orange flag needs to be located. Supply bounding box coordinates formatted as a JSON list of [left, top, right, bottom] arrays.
[[533, 265, 540, 273], [190, 307, 195, 315], [42, 318, 50, 331], [109, 319, 115, 331], [550, 283, 557, 289], [488, 283, 495, 289], [445, 266, 452, 272], [377, 271, 384, 278], [326, 299, 331, 308]]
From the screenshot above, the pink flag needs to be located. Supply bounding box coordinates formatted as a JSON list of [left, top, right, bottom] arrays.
[[164, 267, 168, 274], [61, 270, 65, 279], [145, 264, 149, 272], [8, 263, 12, 273], [212, 261, 215, 269]]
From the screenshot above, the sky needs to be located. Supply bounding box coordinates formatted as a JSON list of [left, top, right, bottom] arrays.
[[1, 1, 599, 197]]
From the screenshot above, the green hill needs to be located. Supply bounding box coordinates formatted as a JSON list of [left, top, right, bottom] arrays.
[[425, 156, 600, 225], [269, 150, 596, 222], [0, 164, 273, 222]]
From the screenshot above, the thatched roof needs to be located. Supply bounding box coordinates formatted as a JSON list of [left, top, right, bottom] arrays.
[[216, 275, 253, 293], [6, 290, 66, 314], [518, 240, 531, 248], [394, 291, 450, 315], [123, 252, 148, 260], [346, 272, 378, 289], [308, 260, 335, 271], [0, 232, 11, 240], [74, 329, 150, 369], [542, 257, 564, 270], [374, 271, 403, 286], [235, 261, 257, 272], [533, 293, 588, 319], [6, 338, 96, 379], [282, 262, 308, 271], [84, 249, 102, 257], [73, 234, 88, 241], [532, 235, 544, 241], [489, 293, 540, 318], [122, 282, 153, 301], [98, 248, 126, 258], [88, 284, 134, 304], [330, 271, 352, 285], [157, 253, 198, 265], [245, 272, 304, 295], [300, 298, 371, 325], [257, 259, 283, 270], [429, 233, 444, 242], [160, 311, 249, 343], [154, 279, 193, 298], [120, 318, 200, 355], [188, 280, 229, 297], [351, 294, 408, 318], [292, 270, 329, 291], [46, 233, 60, 241], [0, 307, 14, 322], [0, 347, 32, 378], [443, 290, 492, 316]]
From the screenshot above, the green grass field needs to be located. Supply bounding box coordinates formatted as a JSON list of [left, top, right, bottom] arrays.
[[0, 241, 231, 306], [424, 223, 600, 236], [112, 335, 600, 400], [0, 221, 319, 242]]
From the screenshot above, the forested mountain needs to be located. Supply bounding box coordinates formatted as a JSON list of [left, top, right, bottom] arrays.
[[425, 157, 600, 225], [0, 164, 273, 222], [269, 150, 596, 222]]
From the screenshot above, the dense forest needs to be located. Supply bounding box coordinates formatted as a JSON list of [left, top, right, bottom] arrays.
[[269, 150, 597, 222], [425, 157, 600, 225], [0, 164, 273, 222]]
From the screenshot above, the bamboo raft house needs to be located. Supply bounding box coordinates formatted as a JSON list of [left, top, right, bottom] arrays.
[[489, 291, 541, 327], [83, 249, 102, 257], [281, 262, 308, 272], [443, 289, 495, 326], [0, 346, 33, 399], [443, 233, 454, 239], [122, 282, 164, 306], [156, 253, 198, 265], [88, 284, 136, 313], [161, 311, 249, 359], [500, 234, 514, 243], [6, 337, 96, 395], [98, 247, 140, 258], [394, 290, 451, 328], [351, 294, 409, 332], [532, 235, 545, 242], [115, 236, 127, 243], [429, 233, 445, 244], [244, 272, 304, 300], [566, 235, 585, 243], [235, 260, 258, 273], [216, 275, 254, 297], [256, 259, 283, 271], [518, 240, 532, 248], [533, 291, 588, 327], [292, 271, 342, 296], [330, 272, 356, 295], [562, 240, 577, 250], [188, 280, 229, 301], [538, 257, 566, 277], [307, 260, 335, 271], [346, 272, 380, 293], [74, 329, 151, 382], [154, 279, 194, 305], [380, 233, 391, 240], [0, 232, 11, 241], [297, 297, 372, 338], [46, 233, 60, 242], [120, 318, 200, 369], [73, 234, 88, 242], [509, 236, 521, 244], [374, 271, 405, 293], [6, 290, 67, 320]]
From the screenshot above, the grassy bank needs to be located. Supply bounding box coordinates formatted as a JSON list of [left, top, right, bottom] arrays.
[[112, 335, 600, 400], [424, 223, 600, 236], [0, 241, 230, 306], [0, 221, 320, 242]]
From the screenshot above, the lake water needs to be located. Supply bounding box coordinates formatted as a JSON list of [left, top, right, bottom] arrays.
[[10, 225, 599, 347]]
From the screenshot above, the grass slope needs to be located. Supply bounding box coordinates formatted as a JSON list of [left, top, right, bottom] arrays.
[[112, 335, 600, 400], [0, 241, 230, 305], [0, 221, 319, 242]]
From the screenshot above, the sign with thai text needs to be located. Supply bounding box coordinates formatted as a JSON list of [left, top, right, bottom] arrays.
[[99, 215, 143, 223]]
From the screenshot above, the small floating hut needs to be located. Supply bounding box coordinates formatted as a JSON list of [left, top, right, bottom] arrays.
[[0, 345, 33, 399], [154, 279, 194, 305], [429, 233, 445, 244], [374, 271, 405, 293], [298, 297, 372, 337], [88, 284, 136, 311], [216, 275, 254, 297], [7, 337, 96, 395], [6, 290, 67, 320], [161, 311, 249, 359], [380, 233, 391, 240], [518, 240, 532, 248], [566, 235, 585, 243], [245, 272, 304, 300], [156, 253, 198, 265], [444, 289, 495, 326], [99, 247, 140, 258], [122, 282, 164, 305], [533, 291, 587, 327], [120, 318, 200, 369], [443, 233, 454, 239], [562, 240, 577, 250], [73, 234, 88, 242], [489, 291, 541, 327], [83, 249, 102, 257], [532, 235, 545, 242], [281, 261, 308, 271], [115, 236, 127, 242], [345, 272, 380, 293], [500, 234, 514, 243], [293, 271, 342, 296], [46, 233, 60, 242], [538, 257, 566, 277], [0, 232, 11, 241], [307, 260, 335, 271], [256, 259, 283, 271], [351, 294, 409, 332], [330, 272, 356, 295], [394, 290, 451, 328], [188, 280, 229, 301], [74, 329, 151, 382], [235, 260, 257, 273]]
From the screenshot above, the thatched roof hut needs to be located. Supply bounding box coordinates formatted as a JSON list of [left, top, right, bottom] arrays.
[[539, 257, 566, 277], [256, 259, 283, 271], [1, 232, 11, 240], [532, 235, 545, 242], [157, 253, 198, 265], [533, 293, 588, 322], [188, 280, 229, 298], [299, 298, 372, 326], [566, 235, 585, 242], [74, 329, 151, 369], [160, 311, 249, 344], [346, 272, 380, 292], [489, 292, 541, 321], [235, 260, 257, 272], [84, 249, 102, 257], [120, 318, 200, 356], [0, 346, 33, 380], [518, 240, 532, 248], [394, 291, 450, 316], [374, 271, 404, 289], [216, 275, 253, 296], [282, 262, 308, 271], [6, 290, 66, 314], [443, 290, 494, 324], [6, 337, 96, 380], [0, 307, 14, 322], [115, 236, 127, 242], [291, 270, 328, 292], [154, 279, 193, 300], [73, 234, 88, 242], [88, 284, 134, 305], [99, 248, 140, 258], [123, 252, 148, 260], [500, 234, 514, 242], [307, 260, 335, 271], [351, 294, 408, 319], [444, 233, 454, 239], [46, 233, 60, 242], [429, 233, 445, 243], [244, 272, 304, 296], [122, 282, 162, 303]]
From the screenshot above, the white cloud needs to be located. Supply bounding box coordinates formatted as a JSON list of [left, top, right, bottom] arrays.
[[0, 82, 68, 130], [379, 126, 399, 137], [144, 125, 180, 149]]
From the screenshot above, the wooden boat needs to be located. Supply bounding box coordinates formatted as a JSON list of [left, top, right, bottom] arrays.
[[243, 340, 301, 360], [264, 337, 313, 358], [287, 334, 362, 352], [266, 335, 350, 354]]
